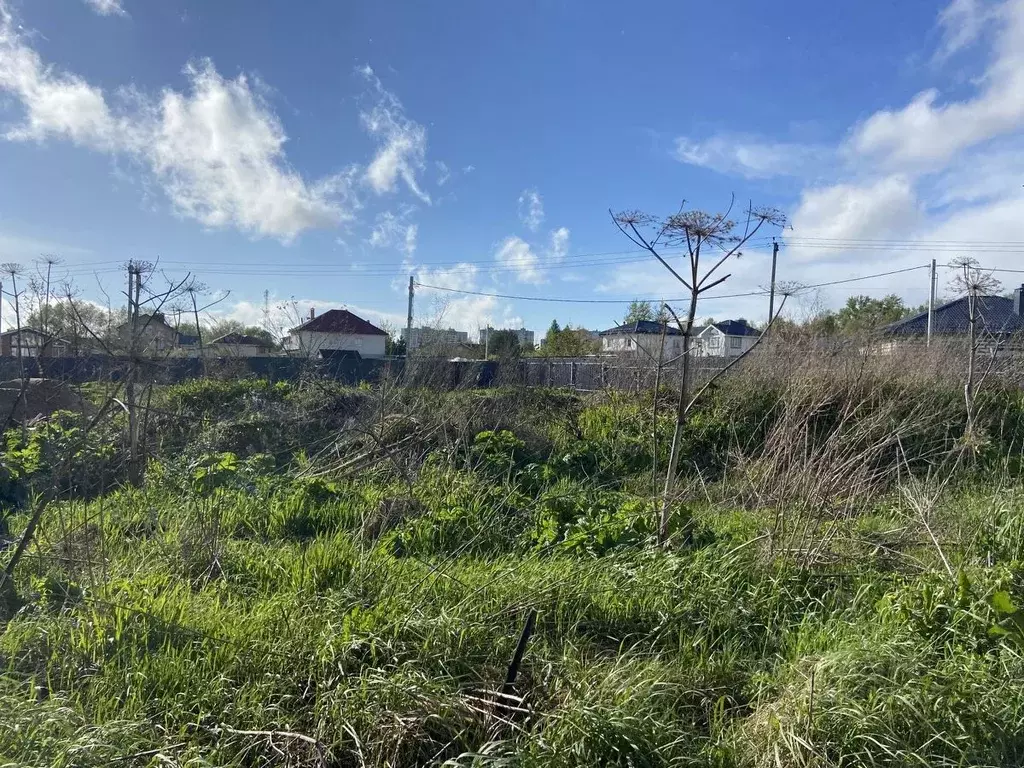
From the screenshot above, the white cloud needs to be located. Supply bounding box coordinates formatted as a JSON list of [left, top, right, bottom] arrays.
[[358, 65, 430, 203], [404, 223, 418, 255], [369, 210, 417, 255], [147, 61, 356, 240], [83, 0, 126, 16], [789, 175, 923, 261], [548, 226, 570, 262], [600, 0, 1024, 321], [435, 161, 451, 186], [0, 9, 356, 241], [495, 236, 543, 284], [935, 0, 997, 59], [848, 0, 1024, 170], [674, 134, 828, 178], [518, 188, 544, 231]]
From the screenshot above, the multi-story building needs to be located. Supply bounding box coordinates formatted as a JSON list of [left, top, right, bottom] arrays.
[[401, 326, 469, 351], [479, 326, 535, 350]]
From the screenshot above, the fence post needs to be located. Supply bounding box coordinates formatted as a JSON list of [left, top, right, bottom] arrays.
[[570, 360, 577, 390]]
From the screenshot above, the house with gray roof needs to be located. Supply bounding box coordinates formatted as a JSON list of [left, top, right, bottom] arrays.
[[694, 320, 760, 358], [885, 286, 1024, 340]]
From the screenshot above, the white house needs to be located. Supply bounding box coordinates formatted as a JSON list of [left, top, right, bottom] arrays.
[[206, 332, 275, 358], [694, 320, 760, 357], [599, 320, 683, 358], [284, 309, 387, 359]]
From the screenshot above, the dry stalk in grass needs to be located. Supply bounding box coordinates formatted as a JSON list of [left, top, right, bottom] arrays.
[[717, 337, 987, 566]]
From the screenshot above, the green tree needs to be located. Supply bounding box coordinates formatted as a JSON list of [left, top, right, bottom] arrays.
[[26, 299, 118, 353], [834, 294, 907, 333], [538, 323, 600, 357], [543, 320, 562, 349], [624, 300, 654, 324], [488, 330, 521, 359]]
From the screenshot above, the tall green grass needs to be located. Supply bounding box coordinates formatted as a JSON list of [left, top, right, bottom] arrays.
[[5, 371, 1024, 765]]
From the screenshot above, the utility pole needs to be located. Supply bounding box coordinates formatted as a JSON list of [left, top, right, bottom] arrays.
[[405, 275, 414, 358], [927, 258, 936, 347], [768, 238, 779, 323]]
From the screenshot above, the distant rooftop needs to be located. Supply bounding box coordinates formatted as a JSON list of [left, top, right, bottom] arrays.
[[886, 294, 1024, 336], [291, 309, 386, 336]]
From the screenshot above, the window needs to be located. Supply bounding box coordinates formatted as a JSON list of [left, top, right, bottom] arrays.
[[730, 336, 742, 349]]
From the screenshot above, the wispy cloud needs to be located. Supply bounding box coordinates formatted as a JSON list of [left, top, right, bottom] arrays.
[[934, 0, 998, 60], [673, 134, 829, 178], [357, 64, 430, 203], [492, 226, 570, 284], [495, 236, 543, 284], [548, 226, 570, 262], [518, 188, 544, 231], [435, 161, 451, 186], [83, 0, 127, 17], [368, 209, 417, 255]]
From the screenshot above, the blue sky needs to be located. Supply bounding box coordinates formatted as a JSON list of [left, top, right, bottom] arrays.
[[2, 0, 1024, 339]]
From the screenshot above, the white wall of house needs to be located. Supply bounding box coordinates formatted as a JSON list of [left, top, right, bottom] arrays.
[[602, 332, 683, 358], [206, 343, 271, 358], [694, 328, 756, 358], [284, 330, 386, 358]]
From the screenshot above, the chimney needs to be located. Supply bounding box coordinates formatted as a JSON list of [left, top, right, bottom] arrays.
[[309, 307, 315, 321], [1016, 285, 1024, 316]]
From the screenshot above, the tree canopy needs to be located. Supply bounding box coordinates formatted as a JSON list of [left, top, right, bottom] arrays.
[[487, 330, 521, 359], [538, 321, 600, 357], [624, 300, 654, 324], [780, 294, 921, 337]]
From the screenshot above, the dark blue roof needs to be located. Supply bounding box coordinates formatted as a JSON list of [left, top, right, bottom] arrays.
[[177, 333, 200, 346], [599, 320, 681, 336], [886, 295, 1024, 336], [711, 320, 759, 337]]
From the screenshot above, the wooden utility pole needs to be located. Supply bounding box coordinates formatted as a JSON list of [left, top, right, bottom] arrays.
[[768, 238, 779, 323]]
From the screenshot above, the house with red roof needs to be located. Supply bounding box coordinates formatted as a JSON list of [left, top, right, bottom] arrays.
[[283, 308, 387, 359]]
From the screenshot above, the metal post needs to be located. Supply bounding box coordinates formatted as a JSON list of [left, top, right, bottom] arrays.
[[927, 259, 936, 347]]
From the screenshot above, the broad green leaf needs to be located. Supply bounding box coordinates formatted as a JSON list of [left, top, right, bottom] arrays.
[[991, 591, 1018, 615]]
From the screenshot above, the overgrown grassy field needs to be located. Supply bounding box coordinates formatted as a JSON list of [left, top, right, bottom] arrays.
[[4, 348, 1024, 766]]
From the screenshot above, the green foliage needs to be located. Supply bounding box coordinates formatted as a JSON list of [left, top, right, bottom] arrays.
[[624, 299, 654, 324], [2, 411, 120, 504], [9, 374, 1024, 765], [487, 329, 522, 359], [538, 321, 600, 357]]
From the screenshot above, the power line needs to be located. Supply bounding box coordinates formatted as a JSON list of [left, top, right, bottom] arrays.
[[414, 264, 931, 305]]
